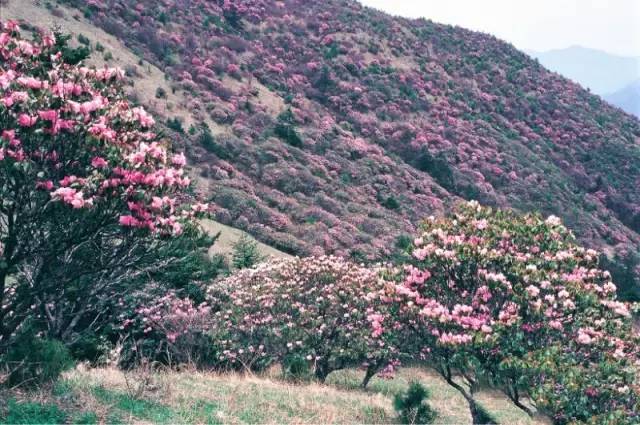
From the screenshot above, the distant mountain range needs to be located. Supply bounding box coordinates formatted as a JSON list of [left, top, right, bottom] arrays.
[[604, 80, 640, 117], [526, 46, 640, 117]]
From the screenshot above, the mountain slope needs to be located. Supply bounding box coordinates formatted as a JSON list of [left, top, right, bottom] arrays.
[[9, 0, 640, 266], [527, 46, 640, 95], [605, 80, 640, 117]]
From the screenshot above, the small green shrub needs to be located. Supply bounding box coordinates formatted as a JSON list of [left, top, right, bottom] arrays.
[[77, 34, 91, 46], [166, 117, 185, 133], [156, 86, 167, 99], [3, 326, 74, 387], [413, 150, 455, 191], [274, 123, 303, 147], [199, 128, 230, 159], [382, 196, 400, 210], [282, 354, 311, 382], [3, 400, 67, 425], [232, 235, 263, 270], [393, 382, 437, 424]]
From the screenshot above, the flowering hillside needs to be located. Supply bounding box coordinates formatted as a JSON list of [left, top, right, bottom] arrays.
[[38, 0, 640, 269]]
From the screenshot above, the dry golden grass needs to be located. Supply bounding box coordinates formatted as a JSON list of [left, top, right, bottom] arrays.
[[199, 218, 291, 262], [0, 365, 552, 424], [57, 366, 394, 424]]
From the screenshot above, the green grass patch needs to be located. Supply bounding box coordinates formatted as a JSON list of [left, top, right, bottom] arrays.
[[91, 386, 175, 423], [72, 411, 99, 424], [2, 399, 67, 425]]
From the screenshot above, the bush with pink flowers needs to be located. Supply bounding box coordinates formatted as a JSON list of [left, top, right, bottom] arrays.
[[0, 23, 211, 353], [390, 201, 640, 423], [206, 256, 401, 384], [122, 292, 214, 367]]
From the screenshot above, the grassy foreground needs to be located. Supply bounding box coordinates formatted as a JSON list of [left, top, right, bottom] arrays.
[[0, 366, 550, 424]]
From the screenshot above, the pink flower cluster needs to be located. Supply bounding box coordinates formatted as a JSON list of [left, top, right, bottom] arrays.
[[0, 22, 209, 234]]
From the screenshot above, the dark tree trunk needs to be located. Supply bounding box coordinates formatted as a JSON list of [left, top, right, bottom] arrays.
[[315, 361, 330, 382], [508, 387, 534, 418], [361, 365, 377, 389], [442, 370, 496, 425], [0, 268, 6, 344]]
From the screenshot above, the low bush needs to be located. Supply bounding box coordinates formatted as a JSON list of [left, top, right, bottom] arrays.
[[232, 235, 264, 269], [2, 325, 74, 388], [393, 381, 437, 424]]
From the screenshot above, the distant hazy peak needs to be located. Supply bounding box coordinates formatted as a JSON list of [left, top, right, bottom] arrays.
[[528, 46, 640, 95]]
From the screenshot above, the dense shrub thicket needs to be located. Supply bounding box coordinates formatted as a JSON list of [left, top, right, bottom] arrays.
[[56, 0, 640, 285], [128, 204, 640, 423]]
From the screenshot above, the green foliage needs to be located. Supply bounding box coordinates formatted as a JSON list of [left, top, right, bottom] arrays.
[[166, 117, 185, 133], [313, 66, 335, 94], [381, 195, 400, 210], [282, 354, 311, 382], [274, 110, 303, 147], [76, 33, 91, 46], [413, 149, 455, 191], [393, 382, 437, 424], [324, 43, 339, 60], [232, 235, 263, 270], [53, 31, 90, 65], [199, 128, 230, 159], [92, 386, 175, 423], [3, 325, 73, 387], [155, 86, 167, 99], [3, 400, 67, 425], [600, 251, 640, 301], [72, 411, 99, 424]]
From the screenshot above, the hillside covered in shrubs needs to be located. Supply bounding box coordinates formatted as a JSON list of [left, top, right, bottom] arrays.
[[1, 17, 640, 425], [43, 0, 640, 277]]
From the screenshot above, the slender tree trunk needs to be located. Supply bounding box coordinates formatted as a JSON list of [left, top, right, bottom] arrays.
[[315, 361, 330, 382], [0, 267, 7, 343], [361, 365, 377, 389], [440, 366, 496, 425], [507, 385, 534, 417]]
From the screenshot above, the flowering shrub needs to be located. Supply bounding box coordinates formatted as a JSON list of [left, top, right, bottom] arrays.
[[391, 201, 640, 423], [207, 256, 400, 383], [0, 23, 208, 349], [122, 293, 214, 367]]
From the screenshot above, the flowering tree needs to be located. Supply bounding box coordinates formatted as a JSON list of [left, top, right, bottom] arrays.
[[391, 201, 640, 423], [207, 256, 400, 384], [0, 22, 208, 350]]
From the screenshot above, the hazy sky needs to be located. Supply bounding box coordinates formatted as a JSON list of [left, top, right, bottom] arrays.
[[358, 0, 640, 57]]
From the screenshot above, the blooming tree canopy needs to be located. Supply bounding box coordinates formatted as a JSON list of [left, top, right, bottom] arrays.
[[0, 22, 207, 347], [391, 201, 640, 423], [207, 256, 400, 383]]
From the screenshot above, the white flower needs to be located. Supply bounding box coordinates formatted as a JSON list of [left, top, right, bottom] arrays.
[[545, 215, 562, 226]]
